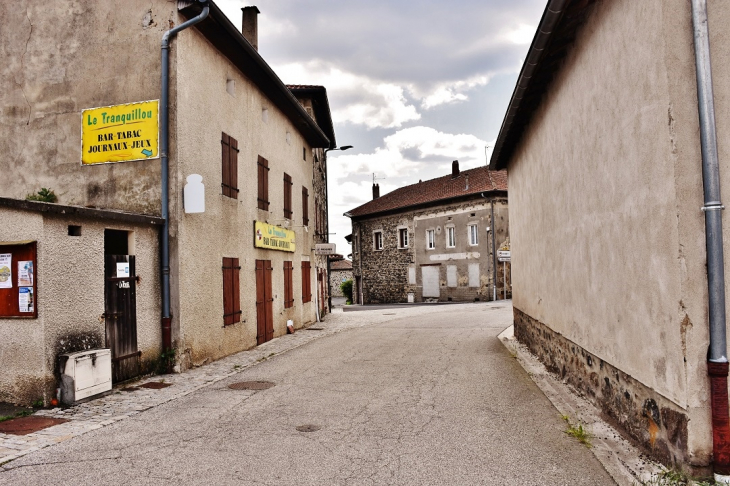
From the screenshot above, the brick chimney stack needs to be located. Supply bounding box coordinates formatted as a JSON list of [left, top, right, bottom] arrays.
[[452, 160, 460, 178], [372, 183, 380, 200], [241, 6, 260, 51]]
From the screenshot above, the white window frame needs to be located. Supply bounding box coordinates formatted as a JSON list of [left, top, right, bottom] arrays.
[[468, 223, 479, 246], [426, 229, 435, 250], [446, 226, 455, 248], [398, 227, 409, 249], [373, 230, 383, 251]]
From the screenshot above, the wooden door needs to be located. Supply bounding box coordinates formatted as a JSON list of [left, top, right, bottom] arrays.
[[104, 255, 139, 383], [255, 260, 274, 344]]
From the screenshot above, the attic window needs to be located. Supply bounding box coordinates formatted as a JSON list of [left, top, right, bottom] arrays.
[[68, 225, 81, 236], [226, 78, 235, 97]]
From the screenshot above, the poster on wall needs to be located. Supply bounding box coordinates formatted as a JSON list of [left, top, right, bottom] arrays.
[[0, 253, 12, 289], [18, 261, 33, 286], [18, 287, 33, 313]]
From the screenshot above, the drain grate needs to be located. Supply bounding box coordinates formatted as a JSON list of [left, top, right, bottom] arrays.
[[139, 382, 172, 389], [296, 424, 321, 433], [228, 381, 275, 390], [122, 386, 140, 392], [306, 327, 324, 331]]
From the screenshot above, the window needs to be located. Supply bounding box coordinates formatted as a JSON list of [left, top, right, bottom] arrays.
[[468, 223, 479, 246], [315, 198, 320, 234], [374, 231, 383, 250], [446, 226, 455, 248], [221, 133, 239, 199], [302, 187, 309, 226], [398, 228, 408, 249], [283, 173, 293, 219], [222, 257, 241, 326], [301, 261, 312, 303], [257, 156, 269, 210], [283, 261, 294, 308], [303, 147, 307, 161], [426, 229, 435, 249]]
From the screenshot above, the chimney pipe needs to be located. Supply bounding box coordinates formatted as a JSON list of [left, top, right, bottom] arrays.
[[372, 183, 380, 200], [241, 6, 260, 51], [452, 160, 460, 178]]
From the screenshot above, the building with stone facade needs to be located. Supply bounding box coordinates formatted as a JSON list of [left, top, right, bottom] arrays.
[[328, 255, 353, 298], [345, 163, 508, 305], [0, 1, 337, 405], [488, 0, 730, 475]]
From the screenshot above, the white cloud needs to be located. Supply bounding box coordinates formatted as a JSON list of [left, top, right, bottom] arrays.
[[505, 23, 536, 45]]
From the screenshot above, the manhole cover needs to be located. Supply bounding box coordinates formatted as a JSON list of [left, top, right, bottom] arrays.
[[0, 416, 68, 435], [228, 381, 275, 390], [296, 424, 321, 433], [139, 382, 172, 389]]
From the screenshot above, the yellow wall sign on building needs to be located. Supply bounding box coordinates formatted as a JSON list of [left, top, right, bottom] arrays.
[[254, 221, 296, 253], [81, 100, 159, 165]]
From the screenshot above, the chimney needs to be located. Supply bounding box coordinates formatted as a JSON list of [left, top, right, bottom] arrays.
[[241, 6, 260, 51], [452, 160, 460, 178], [372, 183, 380, 200]]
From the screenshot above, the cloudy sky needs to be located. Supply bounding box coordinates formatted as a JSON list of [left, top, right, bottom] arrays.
[[217, 0, 546, 258]]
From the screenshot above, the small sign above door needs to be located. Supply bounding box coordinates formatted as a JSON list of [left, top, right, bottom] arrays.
[[116, 262, 130, 278]]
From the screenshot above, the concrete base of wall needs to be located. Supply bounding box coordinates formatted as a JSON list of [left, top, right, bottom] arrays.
[[514, 307, 694, 470]]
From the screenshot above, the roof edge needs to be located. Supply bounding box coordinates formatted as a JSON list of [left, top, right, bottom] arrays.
[[0, 197, 165, 225]]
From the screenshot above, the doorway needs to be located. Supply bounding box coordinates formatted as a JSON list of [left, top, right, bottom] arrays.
[[255, 260, 273, 344], [104, 229, 139, 383]]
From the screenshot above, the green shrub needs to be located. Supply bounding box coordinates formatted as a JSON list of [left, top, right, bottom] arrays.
[[26, 188, 58, 203], [340, 279, 353, 304]]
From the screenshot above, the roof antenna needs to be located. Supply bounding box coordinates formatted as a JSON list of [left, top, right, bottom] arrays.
[[373, 173, 385, 184]]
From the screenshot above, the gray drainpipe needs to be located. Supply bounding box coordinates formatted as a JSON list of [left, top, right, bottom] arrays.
[[690, 0, 730, 479], [159, 1, 210, 355]]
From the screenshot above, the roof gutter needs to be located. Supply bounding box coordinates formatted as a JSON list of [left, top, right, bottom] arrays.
[[489, 0, 569, 170], [690, 0, 730, 480]]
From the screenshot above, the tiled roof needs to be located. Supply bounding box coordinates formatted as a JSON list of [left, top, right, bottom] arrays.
[[345, 166, 507, 218], [330, 259, 353, 270]]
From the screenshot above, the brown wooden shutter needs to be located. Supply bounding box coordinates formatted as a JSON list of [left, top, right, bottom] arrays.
[[222, 257, 241, 325], [221, 133, 231, 198], [257, 156, 270, 210], [283, 173, 293, 219], [302, 187, 309, 226], [301, 261, 312, 303], [229, 137, 239, 200], [284, 261, 293, 308]]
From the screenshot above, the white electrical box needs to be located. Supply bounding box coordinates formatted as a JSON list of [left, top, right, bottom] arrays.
[[59, 349, 112, 405]]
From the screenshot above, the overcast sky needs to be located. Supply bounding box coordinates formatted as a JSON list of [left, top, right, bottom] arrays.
[[217, 0, 546, 259]]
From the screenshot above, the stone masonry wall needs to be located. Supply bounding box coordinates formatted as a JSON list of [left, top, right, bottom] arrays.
[[330, 269, 353, 297], [514, 307, 690, 469]]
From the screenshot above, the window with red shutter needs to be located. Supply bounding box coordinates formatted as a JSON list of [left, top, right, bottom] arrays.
[[283, 173, 293, 219], [257, 155, 269, 210], [222, 257, 242, 325], [302, 187, 309, 226], [301, 261, 312, 303], [221, 133, 239, 199], [284, 261, 294, 308]]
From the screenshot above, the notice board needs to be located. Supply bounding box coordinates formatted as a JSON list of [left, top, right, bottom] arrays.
[[0, 241, 38, 318]]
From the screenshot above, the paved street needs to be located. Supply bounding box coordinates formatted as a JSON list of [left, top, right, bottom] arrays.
[[0, 302, 615, 485]]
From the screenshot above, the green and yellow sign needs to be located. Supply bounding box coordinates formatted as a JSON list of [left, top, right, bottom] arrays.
[[254, 221, 296, 253], [81, 100, 159, 165]]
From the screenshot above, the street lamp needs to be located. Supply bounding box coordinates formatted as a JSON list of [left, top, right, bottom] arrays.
[[323, 145, 353, 313]]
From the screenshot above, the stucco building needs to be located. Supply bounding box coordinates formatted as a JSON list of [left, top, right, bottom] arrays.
[[0, 1, 337, 405], [345, 163, 509, 305], [489, 0, 730, 475]]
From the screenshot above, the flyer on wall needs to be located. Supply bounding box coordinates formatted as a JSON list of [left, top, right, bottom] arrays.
[[18, 261, 33, 287], [19, 287, 34, 313], [0, 253, 12, 289]]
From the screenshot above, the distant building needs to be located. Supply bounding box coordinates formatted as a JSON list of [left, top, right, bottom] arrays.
[[345, 162, 508, 304], [328, 255, 353, 297]]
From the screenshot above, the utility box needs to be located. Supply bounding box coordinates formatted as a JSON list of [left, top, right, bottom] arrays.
[[59, 349, 112, 405]]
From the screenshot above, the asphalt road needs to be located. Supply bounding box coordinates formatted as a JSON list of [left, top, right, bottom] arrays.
[[0, 304, 615, 485]]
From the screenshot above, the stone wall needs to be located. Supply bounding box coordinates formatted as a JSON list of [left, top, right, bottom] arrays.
[[514, 307, 690, 469], [330, 269, 352, 297]]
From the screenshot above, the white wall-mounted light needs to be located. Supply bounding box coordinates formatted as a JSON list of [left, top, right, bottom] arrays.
[[184, 174, 205, 213]]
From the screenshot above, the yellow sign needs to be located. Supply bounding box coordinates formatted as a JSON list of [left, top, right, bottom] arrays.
[[81, 100, 159, 165], [254, 221, 296, 253]]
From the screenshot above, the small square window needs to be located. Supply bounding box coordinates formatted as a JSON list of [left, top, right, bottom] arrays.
[[68, 225, 81, 236], [398, 228, 408, 249], [374, 231, 383, 251], [426, 229, 435, 249]]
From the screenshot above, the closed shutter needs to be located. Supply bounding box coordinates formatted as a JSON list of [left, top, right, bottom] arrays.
[[302, 187, 309, 226], [284, 261, 294, 308], [221, 133, 239, 199], [301, 261, 312, 303], [257, 155, 270, 210], [284, 173, 293, 219], [222, 257, 241, 325]]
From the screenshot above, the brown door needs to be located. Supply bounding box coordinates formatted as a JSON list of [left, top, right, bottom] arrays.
[[255, 260, 274, 344], [104, 254, 140, 383]]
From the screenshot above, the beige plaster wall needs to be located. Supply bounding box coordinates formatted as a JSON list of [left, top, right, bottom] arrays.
[[0, 0, 175, 213], [0, 207, 161, 404], [506, 0, 725, 462], [172, 26, 318, 367]]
